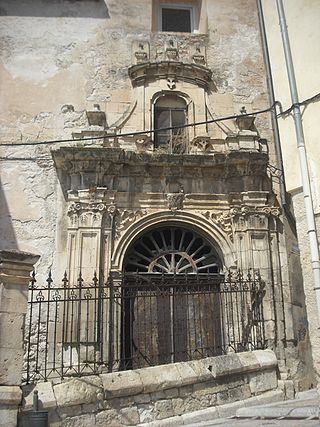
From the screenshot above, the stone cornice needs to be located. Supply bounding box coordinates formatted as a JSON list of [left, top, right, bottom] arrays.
[[128, 61, 212, 89], [52, 147, 268, 178]]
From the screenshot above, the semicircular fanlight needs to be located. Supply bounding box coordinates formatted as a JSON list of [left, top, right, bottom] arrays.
[[124, 226, 221, 274]]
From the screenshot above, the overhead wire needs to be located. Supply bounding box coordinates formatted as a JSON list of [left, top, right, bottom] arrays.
[[0, 103, 276, 147], [0, 92, 319, 152], [276, 92, 320, 117]]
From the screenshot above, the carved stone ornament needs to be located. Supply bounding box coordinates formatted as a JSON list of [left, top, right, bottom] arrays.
[[135, 48, 148, 64], [107, 203, 117, 216], [132, 40, 150, 65], [167, 77, 176, 90], [166, 191, 185, 213], [67, 187, 108, 228], [114, 209, 147, 239], [68, 202, 106, 214], [230, 205, 281, 218], [165, 40, 179, 61], [68, 201, 107, 228], [190, 136, 212, 153], [128, 62, 212, 90], [201, 211, 233, 240], [134, 135, 152, 151], [192, 45, 205, 65]]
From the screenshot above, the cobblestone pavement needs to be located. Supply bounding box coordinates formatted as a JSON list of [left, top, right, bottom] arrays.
[[185, 417, 320, 427], [183, 390, 319, 427]]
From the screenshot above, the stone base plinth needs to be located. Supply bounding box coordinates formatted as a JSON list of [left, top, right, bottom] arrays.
[[0, 386, 22, 427]]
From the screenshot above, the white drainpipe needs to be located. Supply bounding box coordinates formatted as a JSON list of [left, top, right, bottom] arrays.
[[276, 0, 320, 326]]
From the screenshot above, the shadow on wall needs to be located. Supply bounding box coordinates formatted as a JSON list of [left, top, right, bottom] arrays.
[[0, 177, 18, 250], [0, 0, 110, 18]]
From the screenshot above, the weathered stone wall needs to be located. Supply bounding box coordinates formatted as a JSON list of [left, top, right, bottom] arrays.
[[0, 250, 39, 427], [0, 0, 313, 393], [21, 350, 281, 426], [0, 0, 274, 277]]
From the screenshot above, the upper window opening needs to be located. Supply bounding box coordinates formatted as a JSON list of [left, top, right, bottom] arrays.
[[153, 1, 204, 34], [154, 95, 188, 154], [161, 6, 192, 32]]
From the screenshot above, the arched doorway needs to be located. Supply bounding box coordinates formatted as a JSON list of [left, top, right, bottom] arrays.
[[121, 225, 224, 369]]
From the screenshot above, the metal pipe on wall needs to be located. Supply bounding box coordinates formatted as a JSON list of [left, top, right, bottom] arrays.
[[256, 0, 287, 207], [275, 0, 320, 327]]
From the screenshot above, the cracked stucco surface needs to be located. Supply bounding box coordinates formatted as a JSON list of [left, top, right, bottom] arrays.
[[0, 0, 273, 277]]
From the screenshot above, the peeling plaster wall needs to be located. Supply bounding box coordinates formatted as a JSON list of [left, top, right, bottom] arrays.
[[0, 0, 271, 142], [0, 0, 274, 277], [0, 0, 315, 392]]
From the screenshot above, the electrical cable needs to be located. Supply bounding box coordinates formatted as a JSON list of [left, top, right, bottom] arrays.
[[277, 92, 320, 117], [0, 91, 319, 150], [0, 103, 276, 147]]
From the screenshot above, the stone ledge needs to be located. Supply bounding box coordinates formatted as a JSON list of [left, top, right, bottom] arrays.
[[100, 370, 143, 398], [99, 350, 277, 399], [23, 350, 278, 411], [0, 250, 39, 265], [0, 386, 22, 405]]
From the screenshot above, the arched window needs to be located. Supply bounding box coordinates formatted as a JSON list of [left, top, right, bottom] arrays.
[[154, 94, 188, 153]]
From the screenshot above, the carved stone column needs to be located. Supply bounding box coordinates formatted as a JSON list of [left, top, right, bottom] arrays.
[[67, 188, 109, 284], [230, 197, 282, 349]]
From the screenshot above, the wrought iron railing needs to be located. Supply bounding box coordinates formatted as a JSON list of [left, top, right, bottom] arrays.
[[23, 270, 266, 384]]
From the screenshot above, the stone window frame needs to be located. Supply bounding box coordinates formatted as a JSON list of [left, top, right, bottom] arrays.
[[151, 91, 195, 153], [153, 0, 201, 33], [159, 3, 197, 33]]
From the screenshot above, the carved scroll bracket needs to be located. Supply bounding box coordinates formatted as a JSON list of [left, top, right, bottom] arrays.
[[114, 209, 147, 240], [200, 210, 233, 241]]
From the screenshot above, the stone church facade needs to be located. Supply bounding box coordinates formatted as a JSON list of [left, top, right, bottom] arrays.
[[0, 0, 315, 424]]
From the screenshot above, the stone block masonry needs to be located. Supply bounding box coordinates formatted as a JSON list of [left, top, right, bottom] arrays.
[[21, 349, 280, 426], [0, 250, 39, 427]]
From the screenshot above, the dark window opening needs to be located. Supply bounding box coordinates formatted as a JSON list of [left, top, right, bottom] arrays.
[[154, 95, 188, 153], [162, 7, 191, 32]]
